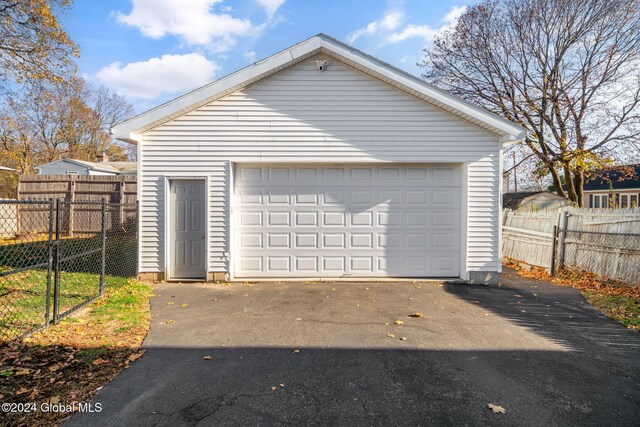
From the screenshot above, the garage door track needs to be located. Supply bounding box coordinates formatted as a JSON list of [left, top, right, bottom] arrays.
[[67, 268, 640, 426]]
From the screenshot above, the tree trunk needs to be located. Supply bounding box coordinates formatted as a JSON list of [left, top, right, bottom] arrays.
[[573, 171, 584, 207], [563, 167, 577, 204], [548, 166, 565, 198]]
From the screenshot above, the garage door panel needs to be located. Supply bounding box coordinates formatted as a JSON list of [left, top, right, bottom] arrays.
[[235, 164, 461, 278]]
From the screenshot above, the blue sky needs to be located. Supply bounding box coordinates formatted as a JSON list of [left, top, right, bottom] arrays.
[[63, 0, 473, 112]]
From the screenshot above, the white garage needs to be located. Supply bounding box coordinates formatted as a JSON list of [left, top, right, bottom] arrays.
[[112, 34, 525, 284], [234, 164, 461, 278]]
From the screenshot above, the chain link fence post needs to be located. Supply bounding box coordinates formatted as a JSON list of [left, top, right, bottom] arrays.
[[52, 198, 62, 324], [557, 210, 570, 271], [45, 199, 54, 326], [100, 198, 107, 296], [550, 224, 558, 276]]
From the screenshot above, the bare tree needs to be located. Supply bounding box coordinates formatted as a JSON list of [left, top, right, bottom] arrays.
[[0, 78, 135, 176], [421, 0, 640, 206]]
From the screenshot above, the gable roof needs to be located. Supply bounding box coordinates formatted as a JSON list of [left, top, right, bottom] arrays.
[[112, 34, 526, 144], [583, 164, 640, 191], [502, 191, 568, 209], [36, 158, 136, 174]]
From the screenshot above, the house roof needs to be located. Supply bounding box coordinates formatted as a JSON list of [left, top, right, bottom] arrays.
[[112, 34, 526, 144], [584, 164, 640, 191], [502, 191, 567, 209], [36, 159, 136, 174]]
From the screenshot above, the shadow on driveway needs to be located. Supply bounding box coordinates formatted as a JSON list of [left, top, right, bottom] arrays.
[[65, 269, 640, 426]]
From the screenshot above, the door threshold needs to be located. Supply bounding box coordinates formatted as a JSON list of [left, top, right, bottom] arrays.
[[166, 278, 206, 282]]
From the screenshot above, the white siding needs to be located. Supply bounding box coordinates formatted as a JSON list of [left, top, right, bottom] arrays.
[[139, 55, 501, 276]]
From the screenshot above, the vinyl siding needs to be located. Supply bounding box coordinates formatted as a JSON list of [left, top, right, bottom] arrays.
[[37, 162, 91, 175], [139, 55, 502, 276]]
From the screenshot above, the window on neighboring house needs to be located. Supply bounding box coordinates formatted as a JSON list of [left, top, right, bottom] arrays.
[[631, 194, 638, 208], [620, 194, 632, 209], [66, 171, 78, 176], [592, 194, 609, 208]]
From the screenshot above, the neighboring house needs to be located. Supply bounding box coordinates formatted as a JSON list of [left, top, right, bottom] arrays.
[[36, 155, 136, 176], [503, 191, 569, 210], [112, 34, 525, 285], [584, 164, 640, 208]]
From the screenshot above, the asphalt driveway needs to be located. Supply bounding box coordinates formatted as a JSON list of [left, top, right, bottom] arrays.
[[67, 268, 640, 426]]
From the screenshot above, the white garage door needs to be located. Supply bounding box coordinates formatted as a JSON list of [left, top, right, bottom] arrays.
[[234, 164, 461, 278]]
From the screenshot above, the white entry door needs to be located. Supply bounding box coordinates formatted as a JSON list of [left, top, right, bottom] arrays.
[[234, 164, 461, 278]]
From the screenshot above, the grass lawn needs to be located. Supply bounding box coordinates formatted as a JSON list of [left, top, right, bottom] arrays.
[[0, 278, 153, 427], [504, 259, 640, 331], [0, 235, 137, 341]]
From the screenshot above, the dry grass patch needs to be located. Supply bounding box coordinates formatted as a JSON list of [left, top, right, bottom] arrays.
[[0, 278, 152, 427]]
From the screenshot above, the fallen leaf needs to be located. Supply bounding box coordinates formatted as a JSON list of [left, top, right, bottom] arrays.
[[292, 349, 300, 353], [92, 358, 106, 366], [181, 304, 188, 307], [48, 364, 61, 372], [279, 383, 285, 387], [394, 320, 404, 325], [271, 386, 277, 391], [387, 333, 395, 338], [408, 312, 424, 318], [14, 368, 32, 375], [50, 396, 61, 405], [16, 388, 30, 395], [488, 403, 506, 414], [399, 337, 407, 341], [167, 302, 174, 305], [203, 355, 213, 360], [127, 350, 146, 363], [166, 320, 175, 324]]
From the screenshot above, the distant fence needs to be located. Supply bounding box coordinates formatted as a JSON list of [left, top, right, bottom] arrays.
[[0, 202, 17, 238], [503, 208, 640, 285], [17, 175, 137, 236], [18, 175, 136, 204]]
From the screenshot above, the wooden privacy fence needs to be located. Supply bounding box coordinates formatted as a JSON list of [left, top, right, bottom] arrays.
[[503, 207, 640, 285], [16, 175, 137, 236]]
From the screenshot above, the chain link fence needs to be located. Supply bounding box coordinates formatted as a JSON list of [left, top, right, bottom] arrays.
[[557, 229, 640, 285], [0, 199, 138, 342]]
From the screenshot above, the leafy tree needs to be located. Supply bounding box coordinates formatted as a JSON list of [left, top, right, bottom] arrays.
[[421, 0, 640, 206], [0, 0, 78, 86]]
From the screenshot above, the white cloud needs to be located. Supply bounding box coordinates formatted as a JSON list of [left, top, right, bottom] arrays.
[[387, 24, 437, 43], [255, 0, 285, 18], [443, 5, 467, 25], [97, 53, 219, 99], [243, 51, 257, 62], [347, 5, 468, 46], [114, 0, 259, 51], [347, 11, 404, 43]]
